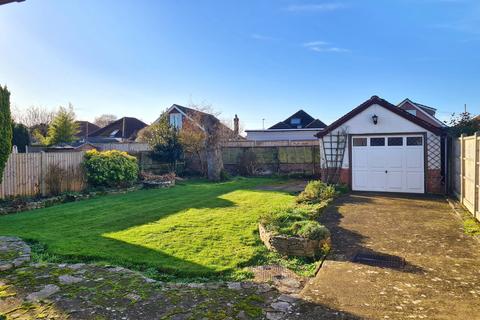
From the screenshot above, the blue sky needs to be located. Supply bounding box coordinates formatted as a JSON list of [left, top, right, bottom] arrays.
[[1, 0, 479, 129]]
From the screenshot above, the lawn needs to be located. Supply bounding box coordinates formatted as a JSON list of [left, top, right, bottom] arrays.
[[0, 178, 296, 279]]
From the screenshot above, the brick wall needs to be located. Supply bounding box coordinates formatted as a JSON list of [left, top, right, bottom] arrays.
[[426, 169, 443, 194]]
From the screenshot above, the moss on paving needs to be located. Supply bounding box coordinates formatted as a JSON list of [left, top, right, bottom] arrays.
[[1, 262, 273, 320], [0, 178, 298, 280]]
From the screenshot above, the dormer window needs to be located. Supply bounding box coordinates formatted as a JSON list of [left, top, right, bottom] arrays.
[[110, 129, 119, 137], [406, 109, 417, 116], [290, 118, 301, 126], [169, 113, 183, 129]]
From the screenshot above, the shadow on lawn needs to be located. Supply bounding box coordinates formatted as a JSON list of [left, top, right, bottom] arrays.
[[4, 179, 299, 279]]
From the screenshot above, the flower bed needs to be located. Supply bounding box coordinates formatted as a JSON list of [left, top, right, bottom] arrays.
[[259, 180, 341, 258], [0, 187, 140, 215], [258, 223, 330, 258]]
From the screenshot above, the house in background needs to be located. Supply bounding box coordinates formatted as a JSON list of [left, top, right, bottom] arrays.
[[75, 121, 100, 140], [397, 98, 446, 128], [316, 95, 446, 195], [161, 104, 241, 139], [245, 110, 327, 141], [87, 117, 147, 143]]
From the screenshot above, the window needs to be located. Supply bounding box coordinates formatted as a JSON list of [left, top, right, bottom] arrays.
[[169, 113, 183, 129], [352, 137, 367, 147], [290, 118, 301, 125], [370, 137, 385, 146], [407, 136, 423, 146], [406, 109, 417, 116], [109, 129, 119, 137], [388, 137, 403, 146]]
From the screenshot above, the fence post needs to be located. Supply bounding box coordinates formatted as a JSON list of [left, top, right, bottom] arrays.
[[460, 134, 465, 205], [475, 132, 479, 220], [40, 152, 47, 196]]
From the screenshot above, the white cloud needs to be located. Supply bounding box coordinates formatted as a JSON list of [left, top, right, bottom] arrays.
[[303, 40, 329, 47], [303, 40, 350, 53], [251, 33, 276, 41], [285, 3, 346, 12]]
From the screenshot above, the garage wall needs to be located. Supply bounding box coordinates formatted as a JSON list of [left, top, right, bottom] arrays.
[[319, 103, 443, 193]]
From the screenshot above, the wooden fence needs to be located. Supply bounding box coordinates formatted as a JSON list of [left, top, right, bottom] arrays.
[[222, 140, 321, 176], [92, 143, 151, 152], [453, 134, 480, 221], [0, 152, 85, 199]]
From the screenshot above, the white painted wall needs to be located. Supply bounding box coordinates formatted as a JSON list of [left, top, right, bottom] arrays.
[[245, 130, 320, 141], [320, 104, 437, 168]]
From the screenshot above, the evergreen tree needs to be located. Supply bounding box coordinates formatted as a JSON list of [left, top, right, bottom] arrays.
[[138, 113, 183, 172], [35, 104, 79, 145], [12, 123, 30, 153], [0, 85, 13, 183]]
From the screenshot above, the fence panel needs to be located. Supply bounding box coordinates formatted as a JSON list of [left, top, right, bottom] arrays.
[[0, 152, 85, 199], [93, 143, 151, 153], [221, 140, 320, 176], [455, 134, 480, 221]]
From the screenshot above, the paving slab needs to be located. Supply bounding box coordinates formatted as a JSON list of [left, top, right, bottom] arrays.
[[300, 193, 480, 320]]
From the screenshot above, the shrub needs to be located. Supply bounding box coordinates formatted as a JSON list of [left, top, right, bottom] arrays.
[[297, 180, 337, 204], [83, 150, 139, 188], [292, 220, 330, 240], [238, 149, 257, 176], [260, 207, 329, 241], [45, 163, 67, 196], [295, 201, 329, 220]]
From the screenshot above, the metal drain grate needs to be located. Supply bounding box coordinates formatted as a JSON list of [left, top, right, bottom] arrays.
[[353, 252, 405, 269]]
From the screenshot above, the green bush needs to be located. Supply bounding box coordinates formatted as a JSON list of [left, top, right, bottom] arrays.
[[83, 150, 139, 188], [260, 207, 329, 241], [292, 220, 330, 240], [296, 180, 337, 204]]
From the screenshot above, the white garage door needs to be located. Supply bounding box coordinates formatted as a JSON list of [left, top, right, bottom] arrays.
[[352, 135, 425, 193]]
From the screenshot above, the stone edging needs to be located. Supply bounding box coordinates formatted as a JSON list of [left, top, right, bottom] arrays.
[[259, 223, 330, 258], [0, 186, 141, 215]]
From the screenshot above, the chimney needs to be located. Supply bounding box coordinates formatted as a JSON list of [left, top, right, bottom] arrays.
[[233, 114, 239, 136]]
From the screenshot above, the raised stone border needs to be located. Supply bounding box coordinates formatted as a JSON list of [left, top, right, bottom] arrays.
[[142, 179, 175, 189], [0, 185, 143, 216], [259, 223, 331, 258]]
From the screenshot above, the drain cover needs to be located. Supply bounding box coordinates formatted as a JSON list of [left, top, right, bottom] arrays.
[[353, 252, 405, 269]]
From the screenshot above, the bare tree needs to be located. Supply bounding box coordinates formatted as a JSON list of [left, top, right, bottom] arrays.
[[94, 114, 117, 128], [14, 105, 55, 128]]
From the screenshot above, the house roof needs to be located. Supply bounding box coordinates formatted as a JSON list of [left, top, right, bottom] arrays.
[[0, 0, 24, 5], [165, 104, 236, 136], [76, 121, 100, 138], [47, 142, 96, 150], [269, 110, 327, 130], [397, 98, 446, 127], [316, 96, 444, 138], [89, 117, 147, 140]]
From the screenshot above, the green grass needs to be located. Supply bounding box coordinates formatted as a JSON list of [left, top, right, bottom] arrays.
[[0, 177, 298, 280], [464, 217, 480, 236]]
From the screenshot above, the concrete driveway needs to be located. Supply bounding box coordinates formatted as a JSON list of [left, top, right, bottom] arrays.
[[297, 193, 480, 319]]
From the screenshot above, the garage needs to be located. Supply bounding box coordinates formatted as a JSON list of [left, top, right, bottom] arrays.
[[316, 96, 446, 194], [351, 135, 425, 193]]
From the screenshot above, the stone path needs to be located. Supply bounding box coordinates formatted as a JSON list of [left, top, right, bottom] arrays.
[[0, 237, 312, 319], [300, 194, 480, 320]]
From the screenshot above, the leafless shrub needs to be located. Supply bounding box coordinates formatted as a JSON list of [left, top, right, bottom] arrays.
[[239, 149, 257, 176], [45, 163, 67, 196]]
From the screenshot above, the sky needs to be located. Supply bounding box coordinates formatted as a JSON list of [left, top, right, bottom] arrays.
[[1, 0, 480, 130]]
